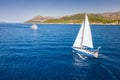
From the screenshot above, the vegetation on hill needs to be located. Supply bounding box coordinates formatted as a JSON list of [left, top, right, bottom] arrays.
[[25, 11, 120, 24]]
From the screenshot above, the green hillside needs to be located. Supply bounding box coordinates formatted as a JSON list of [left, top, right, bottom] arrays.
[[25, 11, 120, 24], [43, 14, 119, 24]]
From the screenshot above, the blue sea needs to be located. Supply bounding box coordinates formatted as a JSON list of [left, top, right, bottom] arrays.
[[0, 23, 120, 80]]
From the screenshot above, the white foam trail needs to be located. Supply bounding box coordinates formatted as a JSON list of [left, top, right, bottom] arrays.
[[100, 64, 118, 80], [72, 53, 89, 67], [76, 53, 86, 60], [98, 53, 119, 80]]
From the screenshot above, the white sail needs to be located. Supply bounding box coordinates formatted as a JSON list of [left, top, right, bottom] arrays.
[[82, 15, 93, 48], [73, 14, 93, 48], [73, 21, 84, 48], [31, 24, 38, 30]]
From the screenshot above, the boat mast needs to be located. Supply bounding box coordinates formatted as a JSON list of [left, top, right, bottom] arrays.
[[80, 14, 86, 48]]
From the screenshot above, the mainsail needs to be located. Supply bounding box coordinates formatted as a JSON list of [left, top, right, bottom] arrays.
[[73, 14, 93, 48], [82, 15, 93, 48]]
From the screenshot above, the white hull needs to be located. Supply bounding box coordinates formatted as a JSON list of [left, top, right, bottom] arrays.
[[72, 47, 98, 58]]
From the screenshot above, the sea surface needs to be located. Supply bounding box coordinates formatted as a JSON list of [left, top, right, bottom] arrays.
[[0, 23, 120, 80]]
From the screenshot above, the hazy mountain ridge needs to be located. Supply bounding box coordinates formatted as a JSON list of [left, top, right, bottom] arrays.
[[99, 11, 120, 19], [25, 11, 120, 24], [25, 16, 53, 23]]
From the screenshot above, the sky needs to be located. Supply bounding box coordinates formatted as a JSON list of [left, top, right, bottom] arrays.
[[0, 0, 120, 23]]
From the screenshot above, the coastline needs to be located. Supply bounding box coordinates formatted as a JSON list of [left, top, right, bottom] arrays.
[[1, 22, 119, 26], [24, 23, 120, 25]]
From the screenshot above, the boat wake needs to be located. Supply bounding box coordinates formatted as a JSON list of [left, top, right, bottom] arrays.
[[76, 52, 87, 60], [72, 52, 90, 67], [101, 64, 117, 80], [72, 51, 119, 80], [72, 50, 87, 60], [95, 54, 119, 80]]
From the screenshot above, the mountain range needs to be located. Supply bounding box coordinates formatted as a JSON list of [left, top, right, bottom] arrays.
[[25, 11, 120, 24]]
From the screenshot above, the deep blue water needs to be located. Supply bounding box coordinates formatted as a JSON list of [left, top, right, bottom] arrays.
[[0, 23, 120, 80]]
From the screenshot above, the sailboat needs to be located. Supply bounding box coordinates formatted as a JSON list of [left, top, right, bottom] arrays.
[[31, 24, 38, 30], [72, 14, 100, 58]]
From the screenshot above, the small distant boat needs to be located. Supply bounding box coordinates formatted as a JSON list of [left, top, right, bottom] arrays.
[[72, 14, 100, 58], [31, 24, 38, 30]]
